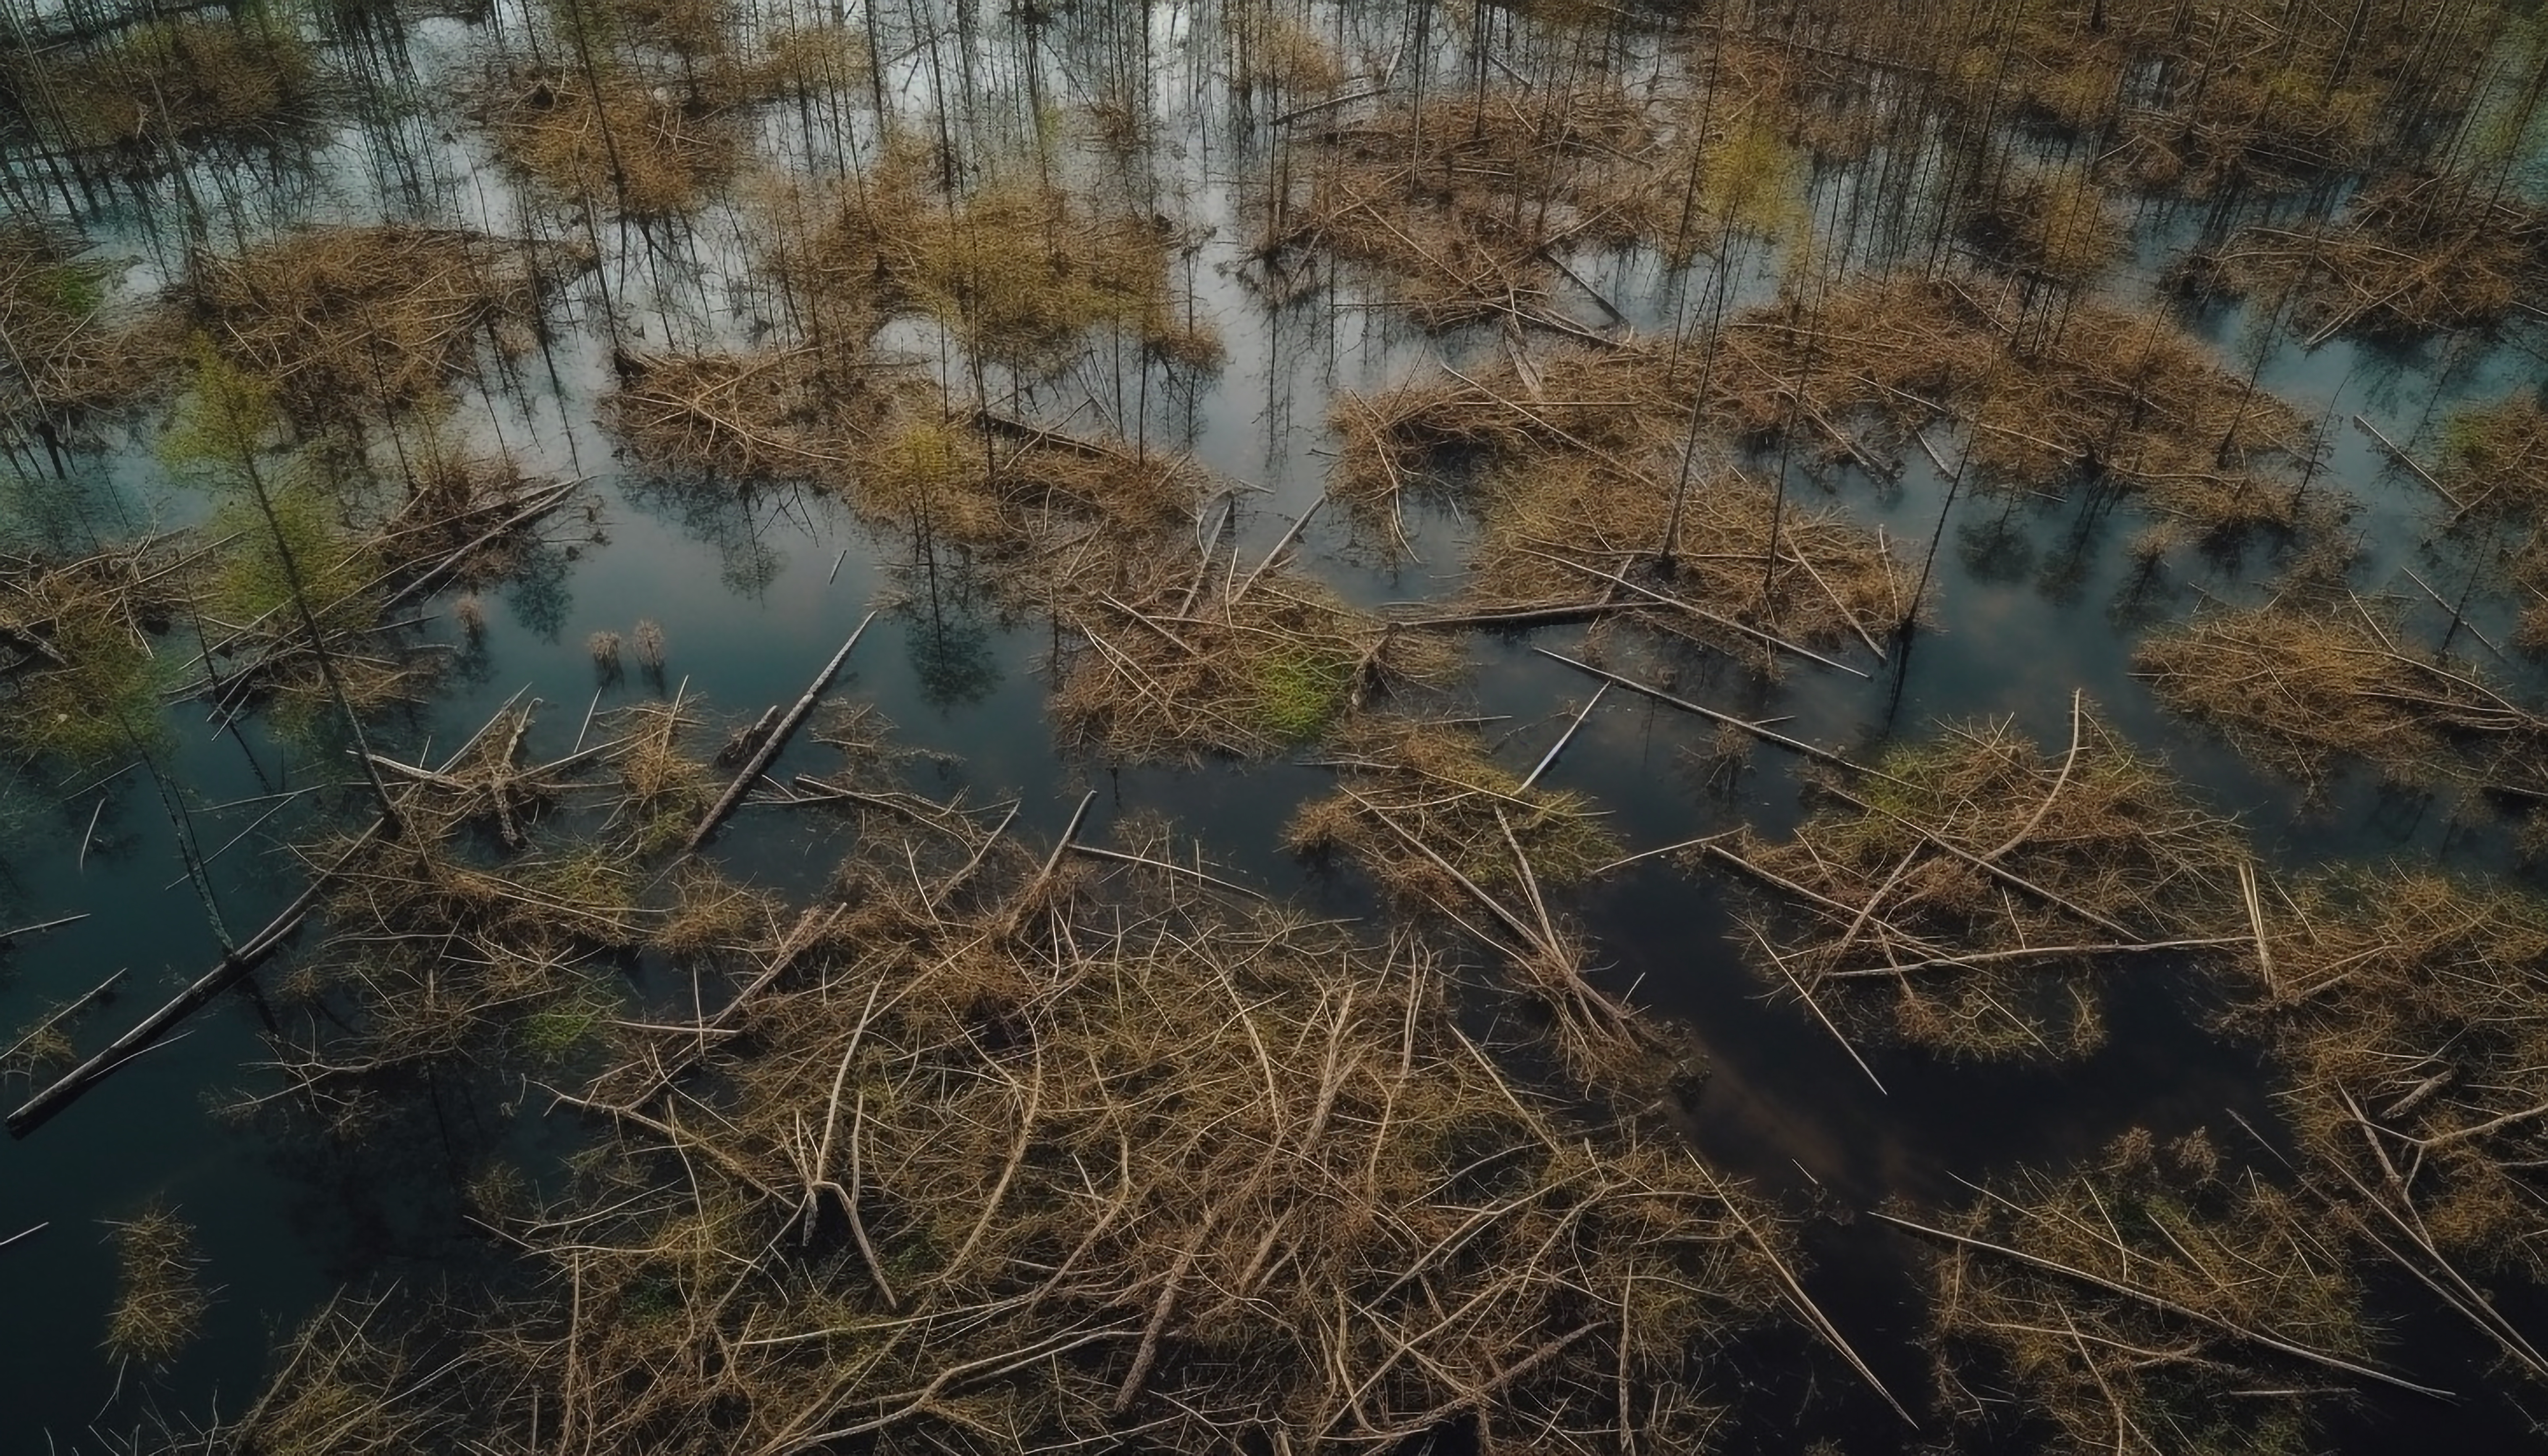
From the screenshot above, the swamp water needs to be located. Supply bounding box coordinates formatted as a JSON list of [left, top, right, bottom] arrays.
[[5, 0, 2548, 1451]]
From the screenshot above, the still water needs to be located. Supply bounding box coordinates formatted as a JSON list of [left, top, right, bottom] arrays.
[[5, 1, 2547, 1449]]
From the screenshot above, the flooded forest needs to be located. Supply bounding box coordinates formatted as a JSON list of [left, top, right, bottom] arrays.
[[8, 0, 2548, 1450]]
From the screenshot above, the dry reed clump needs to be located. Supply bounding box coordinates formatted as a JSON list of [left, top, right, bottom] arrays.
[[605, 345, 884, 489], [1712, 700, 2247, 1061], [183, 226, 551, 427], [1262, 87, 1659, 328], [1918, 0, 2463, 192], [1465, 448, 1913, 669], [0, 534, 202, 766], [0, 224, 120, 418], [2134, 597, 2548, 794], [2238, 865, 2548, 1288], [1286, 716, 1657, 1083], [484, 67, 741, 217], [234, 803, 1791, 1455], [2195, 173, 2548, 340], [249, 697, 692, 1120], [1330, 340, 1913, 661], [1714, 274, 2315, 535], [2431, 394, 2548, 651], [105, 1204, 210, 1367], [1911, 1128, 2376, 1456], [4, 13, 321, 155], [1228, 4, 1347, 98], [1958, 165, 2126, 286], [795, 136, 1219, 374], [1050, 529, 1460, 762]]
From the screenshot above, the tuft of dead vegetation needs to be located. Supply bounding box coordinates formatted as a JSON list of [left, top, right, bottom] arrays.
[[0, 224, 118, 421], [1914, 0, 2495, 192], [1710, 699, 2247, 1061], [1712, 273, 2318, 535], [1333, 340, 1912, 666], [1261, 87, 1662, 329], [2194, 172, 2548, 341], [183, 226, 553, 427], [2134, 596, 2548, 795], [1051, 516, 1460, 761], [0, 533, 205, 766], [2241, 866, 2548, 1301], [786, 137, 1220, 374], [1286, 715, 1659, 1084], [484, 67, 742, 217], [1, 13, 321, 156], [1899, 1128, 2387, 1456], [105, 1204, 210, 1367], [1958, 164, 2126, 286]]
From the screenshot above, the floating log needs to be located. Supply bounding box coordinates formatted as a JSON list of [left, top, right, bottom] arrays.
[[8, 822, 385, 1139], [682, 614, 876, 855]]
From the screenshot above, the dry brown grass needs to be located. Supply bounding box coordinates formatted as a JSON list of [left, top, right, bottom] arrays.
[[485, 67, 741, 216], [1714, 273, 2316, 534], [2135, 597, 2548, 794], [0, 224, 121, 417], [1262, 86, 1661, 328], [1913, 0, 2480, 192], [1714, 702, 2247, 1061], [2196, 172, 2548, 339], [785, 136, 1218, 374], [1051, 527, 1460, 763], [1330, 338, 1912, 663], [185, 226, 550, 427], [6, 15, 320, 155], [223, 775, 1802, 1454], [1911, 1129, 2373, 1456], [105, 1204, 210, 1367], [2236, 865, 2548, 1287]]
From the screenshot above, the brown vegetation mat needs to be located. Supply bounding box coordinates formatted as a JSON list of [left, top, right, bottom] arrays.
[[2195, 173, 2548, 340], [1286, 715, 1658, 1082], [1333, 342, 1911, 666], [224, 806, 1816, 1454], [0, 224, 119, 419], [2133, 597, 2548, 794], [784, 136, 1218, 373], [184, 226, 553, 426], [0, 533, 207, 765], [484, 67, 742, 217], [2428, 394, 2548, 651], [1710, 700, 2247, 1061], [1907, 0, 2496, 191], [1263, 87, 1662, 329], [0, 14, 320, 155], [1712, 273, 2316, 534], [1050, 518, 1460, 761], [2243, 866, 2548, 1299], [1897, 1128, 2390, 1456], [1957, 164, 2126, 287], [181, 457, 585, 729], [105, 1204, 210, 1367], [609, 344, 1212, 573]]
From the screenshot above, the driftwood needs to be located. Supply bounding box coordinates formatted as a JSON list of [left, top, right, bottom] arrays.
[[682, 614, 876, 854], [7, 821, 386, 1139]]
